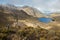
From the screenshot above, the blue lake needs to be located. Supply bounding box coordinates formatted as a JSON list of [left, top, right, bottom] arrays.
[[38, 17, 52, 23]]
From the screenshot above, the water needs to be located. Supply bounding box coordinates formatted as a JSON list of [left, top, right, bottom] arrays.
[[38, 17, 52, 23]]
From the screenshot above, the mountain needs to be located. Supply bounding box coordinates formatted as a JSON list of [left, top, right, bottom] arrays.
[[0, 5, 60, 40], [0, 5, 45, 18], [0, 5, 51, 29], [1, 4, 60, 30], [19, 6, 45, 18], [1, 4, 59, 30]]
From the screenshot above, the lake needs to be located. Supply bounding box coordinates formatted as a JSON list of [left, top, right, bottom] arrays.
[[38, 17, 52, 23]]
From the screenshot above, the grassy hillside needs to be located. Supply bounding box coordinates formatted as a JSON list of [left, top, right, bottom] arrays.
[[0, 5, 60, 40]]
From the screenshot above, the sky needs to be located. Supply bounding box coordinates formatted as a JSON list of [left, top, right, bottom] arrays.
[[0, 0, 60, 14]]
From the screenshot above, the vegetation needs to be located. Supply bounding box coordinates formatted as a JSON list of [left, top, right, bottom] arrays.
[[0, 26, 60, 40], [0, 5, 60, 40]]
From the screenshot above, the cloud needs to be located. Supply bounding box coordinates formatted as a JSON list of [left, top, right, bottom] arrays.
[[32, 0, 60, 13], [0, 0, 60, 13], [4, 0, 33, 5], [5, 0, 22, 4]]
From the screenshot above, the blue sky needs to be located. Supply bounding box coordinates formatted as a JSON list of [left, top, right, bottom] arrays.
[[0, 0, 60, 13]]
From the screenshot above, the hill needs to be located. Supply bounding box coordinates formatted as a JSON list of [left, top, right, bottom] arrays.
[[19, 6, 45, 18], [0, 4, 60, 40]]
